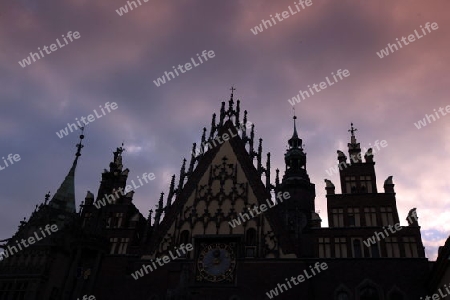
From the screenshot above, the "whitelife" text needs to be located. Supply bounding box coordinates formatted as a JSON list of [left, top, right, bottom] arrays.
[[376, 22, 439, 59], [18, 31, 81, 68]]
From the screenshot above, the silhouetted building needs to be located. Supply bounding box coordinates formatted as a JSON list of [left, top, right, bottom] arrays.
[[0, 91, 444, 299]]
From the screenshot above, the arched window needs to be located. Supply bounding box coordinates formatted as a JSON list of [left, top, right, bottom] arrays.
[[246, 228, 257, 245], [389, 290, 404, 300], [180, 230, 190, 245], [357, 279, 382, 300], [360, 287, 379, 300], [336, 291, 350, 300], [334, 284, 352, 300]]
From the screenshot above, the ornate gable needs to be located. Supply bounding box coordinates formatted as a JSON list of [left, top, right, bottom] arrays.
[[147, 98, 295, 260]]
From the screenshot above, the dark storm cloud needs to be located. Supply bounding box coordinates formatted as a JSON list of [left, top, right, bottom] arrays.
[[0, 0, 449, 259]]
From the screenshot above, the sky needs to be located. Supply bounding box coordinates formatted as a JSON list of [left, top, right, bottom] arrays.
[[0, 0, 449, 260]]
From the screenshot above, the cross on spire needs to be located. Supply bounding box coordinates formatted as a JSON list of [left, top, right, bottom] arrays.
[[230, 86, 236, 100], [75, 127, 85, 158], [348, 123, 357, 137]]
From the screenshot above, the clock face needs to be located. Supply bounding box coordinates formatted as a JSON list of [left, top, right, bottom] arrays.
[[197, 243, 236, 282]]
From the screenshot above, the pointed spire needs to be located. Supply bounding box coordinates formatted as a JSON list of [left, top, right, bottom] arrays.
[[266, 152, 271, 189], [201, 127, 207, 146], [283, 113, 309, 183], [154, 192, 164, 226], [228, 87, 235, 113], [249, 124, 255, 156], [178, 158, 186, 192], [165, 192, 172, 212], [158, 192, 164, 208], [219, 102, 225, 126], [288, 115, 302, 149], [275, 168, 280, 187], [189, 143, 196, 173], [257, 138, 263, 173], [49, 127, 85, 213], [236, 99, 241, 127], [242, 110, 248, 139], [293, 112, 299, 138], [167, 175, 176, 206], [210, 114, 216, 139]]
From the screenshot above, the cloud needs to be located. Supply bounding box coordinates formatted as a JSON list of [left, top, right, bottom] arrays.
[[0, 0, 449, 262]]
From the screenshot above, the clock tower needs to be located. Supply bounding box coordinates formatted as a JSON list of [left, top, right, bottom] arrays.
[[274, 115, 319, 257]]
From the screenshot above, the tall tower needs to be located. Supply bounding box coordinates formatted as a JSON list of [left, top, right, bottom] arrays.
[[276, 115, 318, 255]]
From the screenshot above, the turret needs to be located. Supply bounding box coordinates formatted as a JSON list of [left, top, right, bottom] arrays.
[[95, 143, 129, 206], [337, 123, 378, 194]]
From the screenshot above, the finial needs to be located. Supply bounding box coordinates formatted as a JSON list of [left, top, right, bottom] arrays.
[[168, 174, 176, 204], [242, 110, 248, 138], [275, 168, 280, 187], [75, 127, 85, 158], [249, 124, 255, 156], [148, 209, 153, 221], [201, 127, 207, 145], [236, 99, 240, 127], [220, 102, 225, 126], [266, 152, 271, 189], [257, 138, 263, 173], [154, 194, 164, 227], [189, 144, 196, 173], [158, 192, 164, 207], [210, 114, 216, 139], [349, 123, 357, 137], [112, 142, 126, 167], [44, 191, 51, 205], [178, 159, 187, 191], [291, 107, 299, 139], [230, 85, 236, 100], [118, 142, 126, 155]]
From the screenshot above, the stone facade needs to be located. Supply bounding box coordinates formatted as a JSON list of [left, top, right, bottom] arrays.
[[0, 94, 442, 299]]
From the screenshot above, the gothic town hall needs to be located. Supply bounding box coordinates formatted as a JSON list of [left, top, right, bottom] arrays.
[[1, 92, 449, 300]]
